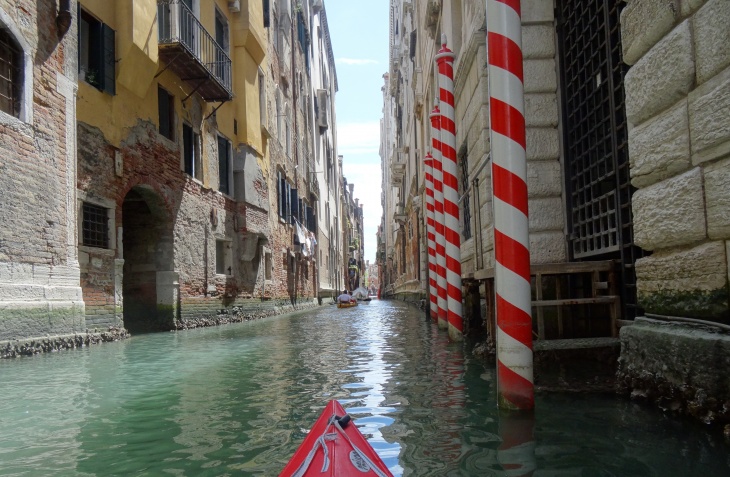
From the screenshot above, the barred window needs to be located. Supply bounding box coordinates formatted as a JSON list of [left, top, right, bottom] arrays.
[[82, 202, 109, 248], [0, 28, 21, 118]]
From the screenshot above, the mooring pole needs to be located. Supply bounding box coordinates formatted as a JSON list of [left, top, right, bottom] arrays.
[[436, 36, 463, 341], [429, 104, 448, 331], [487, 0, 534, 410], [424, 154, 439, 322]]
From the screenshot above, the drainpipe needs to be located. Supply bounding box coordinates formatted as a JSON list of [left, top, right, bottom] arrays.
[[56, 0, 72, 37]]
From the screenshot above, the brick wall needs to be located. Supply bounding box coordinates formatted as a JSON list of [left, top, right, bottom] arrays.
[[78, 110, 317, 330], [0, 1, 85, 341]]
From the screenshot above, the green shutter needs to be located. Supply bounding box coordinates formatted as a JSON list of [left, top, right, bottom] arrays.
[[102, 24, 116, 95], [278, 171, 284, 218]]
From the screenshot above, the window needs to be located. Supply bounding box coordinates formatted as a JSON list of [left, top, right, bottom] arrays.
[[82, 202, 109, 248], [263, 0, 270, 28], [183, 123, 201, 180], [285, 119, 291, 156], [275, 88, 282, 142], [218, 136, 231, 195], [214, 8, 229, 52], [79, 9, 115, 94], [215, 239, 232, 275], [258, 69, 266, 127], [459, 150, 472, 240], [158, 86, 174, 140], [0, 29, 21, 118], [289, 188, 299, 224]]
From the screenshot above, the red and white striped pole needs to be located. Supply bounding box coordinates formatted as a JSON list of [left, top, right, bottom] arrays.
[[436, 36, 463, 342], [429, 105, 448, 330], [487, 0, 534, 410], [424, 154, 439, 321]]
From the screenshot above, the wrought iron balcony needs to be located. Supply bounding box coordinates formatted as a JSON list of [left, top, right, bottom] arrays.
[[157, 0, 233, 102]]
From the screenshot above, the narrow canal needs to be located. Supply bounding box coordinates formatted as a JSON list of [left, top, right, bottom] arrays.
[[1, 300, 728, 476]]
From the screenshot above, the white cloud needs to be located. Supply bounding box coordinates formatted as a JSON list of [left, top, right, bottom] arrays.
[[342, 162, 382, 264], [337, 58, 378, 65], [337, 121, 381, 157]]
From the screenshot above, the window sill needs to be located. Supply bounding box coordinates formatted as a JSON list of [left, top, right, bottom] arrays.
[[79, 245, 115, 256], [184, 175, 205, 187], [0, 109, 30, 128]]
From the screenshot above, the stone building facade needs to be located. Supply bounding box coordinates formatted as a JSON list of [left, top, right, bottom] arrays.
[[74, 0, 292, 334], [309, 3, 343, 302], [0, 1, 85, 341], [2, 0, 349, 353], [342, 178, 365, 293], [380, 0, 730, 424]]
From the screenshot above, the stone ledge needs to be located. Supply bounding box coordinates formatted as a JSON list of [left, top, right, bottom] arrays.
[[618, 317, 730, 428], [0, 327, 129, 359]]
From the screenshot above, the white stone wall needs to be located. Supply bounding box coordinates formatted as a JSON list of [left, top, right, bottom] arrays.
[[624, 0, 730, 318], [522, 0, 565, 264], [449, 0, 565, 277]]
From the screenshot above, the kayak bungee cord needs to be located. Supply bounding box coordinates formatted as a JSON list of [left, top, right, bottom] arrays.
[[290, 414, 390, 477]]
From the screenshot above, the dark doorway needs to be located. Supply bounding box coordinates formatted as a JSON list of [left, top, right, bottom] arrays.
[[557, 0, 647, 320], [122, 187, 175, 332]]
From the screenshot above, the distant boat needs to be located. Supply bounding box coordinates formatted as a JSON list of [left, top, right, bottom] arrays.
[[280, 400, 393, 476], [351, 287, 370, 301]]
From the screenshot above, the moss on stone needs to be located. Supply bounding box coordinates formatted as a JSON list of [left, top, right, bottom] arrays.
[[639, 285, 729, 321]]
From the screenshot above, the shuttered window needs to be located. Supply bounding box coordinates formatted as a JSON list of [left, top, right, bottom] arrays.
[[78, 8, 115, 95]]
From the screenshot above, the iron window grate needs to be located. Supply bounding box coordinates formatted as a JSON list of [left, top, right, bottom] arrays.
[[0, 28, 21, 117], [83, 202, 109, 248], [558, 0, 647, 319]]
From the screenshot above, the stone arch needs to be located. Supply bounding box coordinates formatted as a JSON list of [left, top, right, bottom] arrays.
[[121, 185, 177, 333]]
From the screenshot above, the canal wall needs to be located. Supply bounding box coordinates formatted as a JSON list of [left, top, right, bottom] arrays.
[[1, 299, 322, 358], [618, 317, 730, 429], [174, 297, 320, 329]]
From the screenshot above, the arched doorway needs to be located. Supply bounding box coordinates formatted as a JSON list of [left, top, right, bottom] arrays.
[[122, 186, 176, 333]]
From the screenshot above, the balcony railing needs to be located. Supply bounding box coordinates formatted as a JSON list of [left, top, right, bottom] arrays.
[[157, 0, 233, 101]]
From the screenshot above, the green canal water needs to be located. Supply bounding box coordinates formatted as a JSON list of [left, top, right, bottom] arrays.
[[1, 300, 728, 476]]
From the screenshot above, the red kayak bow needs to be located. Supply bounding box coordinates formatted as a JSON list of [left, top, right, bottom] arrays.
[[280, 400, 393, 477]]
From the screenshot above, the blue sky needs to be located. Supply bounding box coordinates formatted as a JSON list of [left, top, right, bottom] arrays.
[[325, 0, 390, 264]]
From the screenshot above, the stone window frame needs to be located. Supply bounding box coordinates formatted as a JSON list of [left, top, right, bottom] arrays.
[[77, 191, 117, 256], [263, 246, 273, 285], [215, 237, 232, 277], [0, 9, 34, 126]]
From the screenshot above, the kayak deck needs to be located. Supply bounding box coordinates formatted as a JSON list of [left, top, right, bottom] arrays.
[[337, 301, 358, 308], [280, 400, 393, 476]]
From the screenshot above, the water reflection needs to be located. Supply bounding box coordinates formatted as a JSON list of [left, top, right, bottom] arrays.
[[0, 300, 728, 476]]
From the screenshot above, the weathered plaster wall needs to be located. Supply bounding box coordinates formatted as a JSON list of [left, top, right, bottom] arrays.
[[624, 0, 730, 321]]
